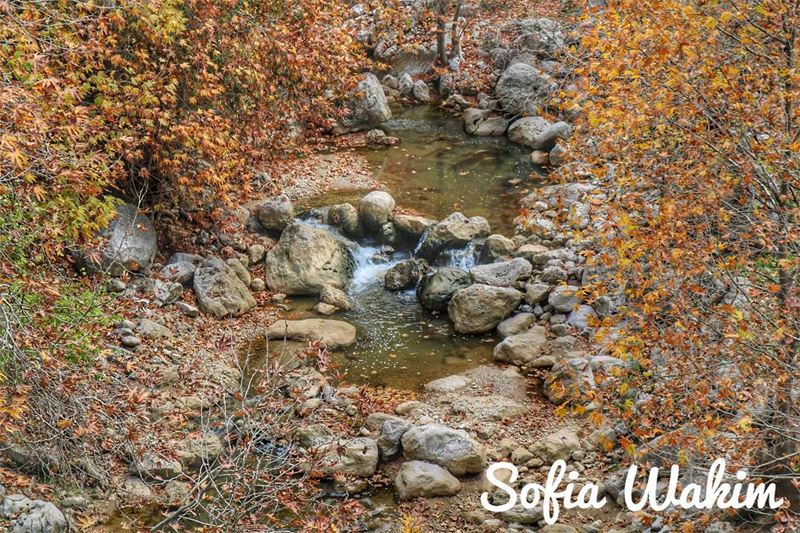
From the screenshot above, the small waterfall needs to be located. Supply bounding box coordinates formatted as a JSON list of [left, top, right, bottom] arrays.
[[445, 240, 477, 270], [412, 226, 430, 256], [349, 244, 405, 295]]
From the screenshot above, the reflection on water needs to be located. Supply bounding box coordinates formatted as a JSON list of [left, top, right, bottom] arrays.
[[304, 105, 535, 236]]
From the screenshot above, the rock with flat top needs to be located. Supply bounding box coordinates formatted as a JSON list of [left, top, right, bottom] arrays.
[[395, 461, 461, 499], [402, 424, 487, 476], [264, 319, 356, 351]]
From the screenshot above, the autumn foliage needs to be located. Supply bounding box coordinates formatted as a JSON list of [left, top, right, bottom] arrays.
[[570, 0, 799, 514], [0, 0, 363, 246]]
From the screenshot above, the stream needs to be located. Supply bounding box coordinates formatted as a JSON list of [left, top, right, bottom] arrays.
[[254, 106, 536, 390]]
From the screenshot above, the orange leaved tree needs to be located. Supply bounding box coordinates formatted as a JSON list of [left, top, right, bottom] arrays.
[[0, 0, 362, 248], [572, 0, 799, 518]]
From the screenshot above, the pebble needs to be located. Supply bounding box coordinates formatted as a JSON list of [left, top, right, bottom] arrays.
[[250, 278, 266, 292]]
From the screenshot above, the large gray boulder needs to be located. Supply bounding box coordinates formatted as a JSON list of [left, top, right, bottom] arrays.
[[336, 73, 392, 134], [377, 417, 412, 460], [529, 121, 572, 151], [448, 284, 523, 334], [264, 222, 353, 295], [415, 212, 491, 260], [463, 108, 510, 136], [72, 203, 157, 276], [264, 319, 356, 351], [317, 437, 379, 478], [395, 461, 461, 500], [493, 326, 550, 366], [193, 257, 256, 318], [416, 267, 472, 311], [495, 63, 553, 115], [0, 495, 67, 533], [469, 258, 532, 287], [359, 191, 396, 231], [507, 117, 553, 147], [384, 258, 430, 291], [256, 194, 294, 231], [401, 424, 487, 475]]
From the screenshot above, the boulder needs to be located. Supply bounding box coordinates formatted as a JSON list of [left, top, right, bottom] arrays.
[[175, 433, 224, 470], [529, 121, 572, 151], [323, 203, 362, 237], [412, 80, 431, 103], [497, 313, 534, 338], [424, 374, 470, 393], [132, 452, 183, 480], [548, 285, 581, 313], [469, 258, 532, 287], [493, 326, 549, 366], [152, 280, 183, 306], [393, 214, 435, 239], [401, 424, 487, 475], [507, 117, 552, 148], [525, 282, 551, 305], [72, 203, 157, 276], [359, 191, 396, 231], [0, 495, 67, 533], [336, 73, 391, 133], [384, 259, 430, 290], [136, 318, 173, 339], [314, 302, 337, 315], [193, 257, 256, 318], [415, 212, 491, 260], [531, 150, 549, 165], [318, 437, 379, 478], [264, 319, 357, 351], [448, 284, 523, 334], [118, 476, 157, 506], [398, 73, 414, 95], [395, 461, 461, 500], [530, 427, 581, 462], [450, 394, 527, 421], [320, 285, 354, 311], [478, 234, 516, 263], [365, 128, 398, 146], [377, 417, 412, 460], [264, 222, 353, 295], [463, 108, 510, 136], [167, 252, 203, 266], [256, 194, 294, 231], [160, 261, 195, 286], [293, 424, 336, 449], [567, 304, 597, 330], [416, 267, 472, 311], [496, 63, 553, 115], [549, 144, 567, 165], [225, 257, 251, 286]]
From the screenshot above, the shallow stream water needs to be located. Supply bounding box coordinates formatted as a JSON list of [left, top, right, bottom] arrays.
[[269, 106, 536, 390]]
